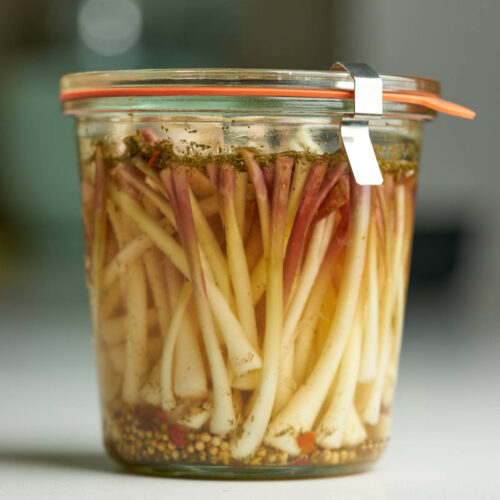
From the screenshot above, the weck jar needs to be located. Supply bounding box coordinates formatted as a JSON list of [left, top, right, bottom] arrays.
[[59, 67, 474, 478]]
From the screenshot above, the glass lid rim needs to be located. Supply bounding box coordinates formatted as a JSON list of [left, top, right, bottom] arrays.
[[59, 68, 441, 96]]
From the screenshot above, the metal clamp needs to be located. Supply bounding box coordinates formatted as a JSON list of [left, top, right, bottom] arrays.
[[330, 62, 383, 185]]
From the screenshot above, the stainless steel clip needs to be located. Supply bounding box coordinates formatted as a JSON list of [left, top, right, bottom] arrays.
[[330, 62, 383, 185]]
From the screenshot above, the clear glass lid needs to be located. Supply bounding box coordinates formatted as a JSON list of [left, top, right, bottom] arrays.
[[59, 68, 474, 120]]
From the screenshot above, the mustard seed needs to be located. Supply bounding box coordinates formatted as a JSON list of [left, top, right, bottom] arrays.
[[211, 436, 222, 447]]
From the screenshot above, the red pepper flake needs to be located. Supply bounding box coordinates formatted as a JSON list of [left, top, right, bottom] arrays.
[[147, 150, 160, 168], [168, 424, 187, 447], [131, 405, 142, 419], [291, 459, 310, 466], [155, 408, 167, 422], [130, 405, 166, 429], [296, 431, 316, 454], [142, 407, 159, 422]]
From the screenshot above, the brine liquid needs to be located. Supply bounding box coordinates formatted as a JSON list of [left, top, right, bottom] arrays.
[[81, 130, 416, 476]]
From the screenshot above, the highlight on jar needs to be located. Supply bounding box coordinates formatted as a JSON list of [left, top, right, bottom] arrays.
[[60, 68, 475, 478]]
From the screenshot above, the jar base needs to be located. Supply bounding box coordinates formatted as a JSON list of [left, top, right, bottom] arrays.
[[119, 461, 376, 480], [106, 440, 382, 479]]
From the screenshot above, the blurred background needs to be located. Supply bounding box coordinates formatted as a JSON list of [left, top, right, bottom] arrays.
[[0, 1, 498, 498]]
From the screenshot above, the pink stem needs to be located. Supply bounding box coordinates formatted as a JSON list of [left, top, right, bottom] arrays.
[[219, 163, 235, 205], [206, 162, 220, 192], [311, 193, 351, 301], [243, 200, 256, 243], [325, 201, 350, 266], [160, 168, 185, 246], [271, 155, 293, 256], [262, 163, 274, 194], [241, 150, 271, 257], [113, 163, 146, 190], [171, 169, 206, 287], [315, 161, 348, 211], [374, 188, 387, 250], [111, 163, 142, 202], [205, 161, 224, 214], [315, 173, 349, 223], [282, 161, 327, 302]]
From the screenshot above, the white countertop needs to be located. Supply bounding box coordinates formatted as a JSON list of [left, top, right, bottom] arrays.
[[1, 297, 499, 499]]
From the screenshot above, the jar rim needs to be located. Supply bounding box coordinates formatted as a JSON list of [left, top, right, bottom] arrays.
[[59, 68, 474, 120], [60, 68, 440, 94]]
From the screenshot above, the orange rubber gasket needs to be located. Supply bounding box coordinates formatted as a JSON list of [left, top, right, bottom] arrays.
[[59, 86, 475, 119]]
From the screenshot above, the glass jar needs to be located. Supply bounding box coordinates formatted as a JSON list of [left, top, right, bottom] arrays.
[[59, 68, 470, 479]]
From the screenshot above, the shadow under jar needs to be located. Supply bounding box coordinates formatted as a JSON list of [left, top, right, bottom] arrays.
[[60, 69, 433, 479]]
